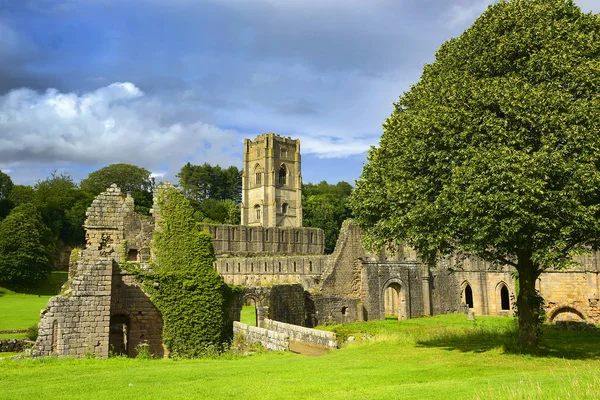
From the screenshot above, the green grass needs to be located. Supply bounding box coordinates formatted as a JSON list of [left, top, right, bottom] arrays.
[[240, 305, 257, 326], [0, 271, 67, 331], [1, 315, 600, 399]]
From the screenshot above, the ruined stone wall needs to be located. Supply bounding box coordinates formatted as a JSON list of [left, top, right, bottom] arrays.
[[429, 264, 463, 316], [202, 224, 324, 256], [312, 295, 362, 325], [216, 255, 326, 289], [36, 185, 157, 358], [110, 271, 165, 357], [319, 220, 365, 298], [268, 284, 306, 326], [36, 259, 113, 357]]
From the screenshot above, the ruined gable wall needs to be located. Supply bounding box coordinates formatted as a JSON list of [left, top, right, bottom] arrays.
[[36, 185, 158, 358]]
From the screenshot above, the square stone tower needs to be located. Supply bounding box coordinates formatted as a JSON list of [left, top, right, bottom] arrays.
[[241, 133, 302, 227]]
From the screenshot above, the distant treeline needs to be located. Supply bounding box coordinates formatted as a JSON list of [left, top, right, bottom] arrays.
[[0, 163, 352, 286]]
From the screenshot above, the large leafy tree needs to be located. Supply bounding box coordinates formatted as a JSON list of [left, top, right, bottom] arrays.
[[303, 181, 353, 253], [0, 204, 57, 284], [35, 172, 92, 247], [350, 0, 600, 348], [80, 164, 154, 214]]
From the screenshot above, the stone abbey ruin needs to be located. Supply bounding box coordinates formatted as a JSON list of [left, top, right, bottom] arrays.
[[35, 133, 600, 357]]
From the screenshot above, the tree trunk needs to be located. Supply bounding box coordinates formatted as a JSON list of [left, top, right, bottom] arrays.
[[516, 252, 540, 349]]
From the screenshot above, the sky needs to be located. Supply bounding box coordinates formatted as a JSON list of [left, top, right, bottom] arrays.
[[0, 0, 599, 186]]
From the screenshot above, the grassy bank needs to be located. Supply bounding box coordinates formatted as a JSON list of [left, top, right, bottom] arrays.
[[0, 271, 68, 332], [1, 315, 599, 399]]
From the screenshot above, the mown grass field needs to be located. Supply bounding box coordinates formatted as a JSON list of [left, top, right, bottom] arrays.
[[1, 315, 599, 400], [0, 271, 68, 332]]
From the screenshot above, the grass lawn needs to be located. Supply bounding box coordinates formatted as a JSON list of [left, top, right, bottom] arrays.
[[0, 271, 68, 331], [240, 305, 257, 326], [1, 315, 599, 399]]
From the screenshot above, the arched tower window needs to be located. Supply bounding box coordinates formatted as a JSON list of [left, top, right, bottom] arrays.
[[282, 203, 288, 214], [254, 164, 262, 186], [254, 204, 261, 221], [278, 164, 287, 185]]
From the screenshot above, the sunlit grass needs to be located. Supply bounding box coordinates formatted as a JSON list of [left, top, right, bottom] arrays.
[[1, 315, 599, 400]]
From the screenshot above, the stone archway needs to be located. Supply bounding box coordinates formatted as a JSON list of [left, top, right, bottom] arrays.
[[382, 279, 408, 320], [548, 304, 588, 323], [241, 295, 260, 327]]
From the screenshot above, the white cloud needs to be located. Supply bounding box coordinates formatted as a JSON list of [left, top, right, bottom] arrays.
[[0, 82, 239, 178]]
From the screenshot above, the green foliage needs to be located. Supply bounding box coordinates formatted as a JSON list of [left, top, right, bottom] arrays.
[[0, 204, 56, 285], [80, 164, 154, 215], [135, 342, 152, 360], [0, 171, 14, 221], [148, 186, 241, 357], [8, 185, 35, 207], [350, 0, 600, 348], [303, 181, 353, 253], [34, 172, 92, 246], [25, 324, 38, 341], [190, 198, 241, 225], [0, 170, 13, 200], [177, 162, 242, 203]]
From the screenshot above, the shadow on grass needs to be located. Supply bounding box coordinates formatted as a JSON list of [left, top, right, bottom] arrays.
[[0, 271, 68, 296], [416, 322, 600, 360]]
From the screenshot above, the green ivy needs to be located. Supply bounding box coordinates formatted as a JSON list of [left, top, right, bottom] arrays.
[[143, 186, 241, 357]]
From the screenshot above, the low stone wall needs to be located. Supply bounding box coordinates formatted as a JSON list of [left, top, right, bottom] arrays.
[[263, 319, 338, 349], [0, 329, 26, 334], [233, 321, 289, 351], [0, 339, 28, 353]]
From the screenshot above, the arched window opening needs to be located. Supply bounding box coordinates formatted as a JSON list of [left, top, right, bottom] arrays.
[[500, 285, 510, 310], [341, 306, 348, 316], [309, 261, 313, 272], [282, 203, 289, 214], [237, 263, 241, 272], [264, 262, 268, 272], [254, 204, 261, 221], [251, 262, 254, 272], [464, 284, 474, 309], [278, 262, 282, 272], [225, 263, 229, 272], [310, 232, 314, 243], [293, 261, 297, 272], [254, 164, 262, 186], [278, 165, 287, 185], [295, 231, 300, 242]]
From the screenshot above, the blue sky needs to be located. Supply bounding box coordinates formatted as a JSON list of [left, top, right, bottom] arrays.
[[1, 0, 598, 186]]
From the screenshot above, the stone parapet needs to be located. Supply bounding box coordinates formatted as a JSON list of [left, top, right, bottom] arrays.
[[233, 321, 289, 351]]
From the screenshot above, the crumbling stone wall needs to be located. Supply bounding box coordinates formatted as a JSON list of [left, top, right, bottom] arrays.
[[36, 185, 157, 358], [111, 272, 164, 357], [36, 259, 113, 357]]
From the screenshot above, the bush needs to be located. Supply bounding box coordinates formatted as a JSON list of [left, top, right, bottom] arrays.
[[25, 324, 38, 341]]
